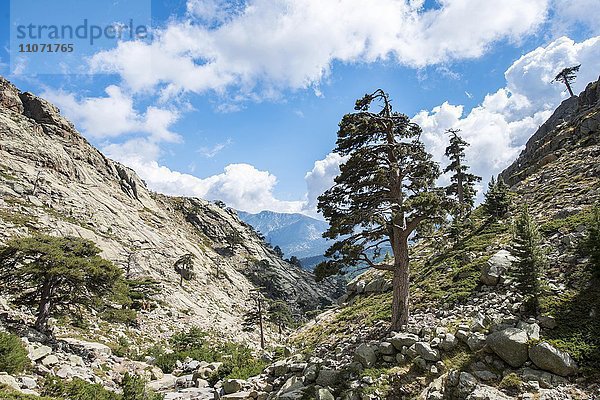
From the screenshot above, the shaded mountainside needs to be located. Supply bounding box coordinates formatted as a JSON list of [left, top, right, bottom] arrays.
[[0, 76, 334, 346], [237, 210, 331, 260]]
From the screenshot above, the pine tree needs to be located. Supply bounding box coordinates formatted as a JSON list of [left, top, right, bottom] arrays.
[[443, 128, 481, 218], [242, 289, 266, 349], [287, 256, 302, 268], [0, 234, 122, 332], [511, 207, 545, 315], [484, 176, 511, 219], [174, 253, 195, 286], [317, 89, 449, 331], [553, 65, 581, 97], [273, 245, 284, 258], [583, 204, 600, 273], [267, 300, 294, 341]]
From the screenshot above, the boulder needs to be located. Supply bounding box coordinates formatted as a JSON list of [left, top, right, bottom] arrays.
[[221, 392, 255, 400], [278, 376, 304, 395], [61, 338, 112, 359], [517, 321, 540, 340], [467, 333, 487, 352], [481, 250, 515, 286], [41, 355, 59, 366], [486, 328, 529, 367], [0, 373, 20, 390], [414, 342, 440, 362], [223, 379, 245, 394], [20, 376, 37, 389], [378, 342, 396, 355], [364, 277, 391, 293], [354, 343, 377, 367], [272, 360, 289, 377], [467, 384, 512, 399], [529, 342, 577, 376], [317, 388, 335, 400], [28, 345, 51, 361], [390, 332, 419, 350], [316, 368, 339, 386], [440, 333, 458, 352]]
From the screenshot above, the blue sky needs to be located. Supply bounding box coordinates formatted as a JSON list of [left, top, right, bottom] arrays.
[[1, 0, 599, 216]]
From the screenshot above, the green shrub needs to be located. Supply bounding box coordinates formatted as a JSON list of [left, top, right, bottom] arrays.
[[0, 332, 29, 374], [499, 372, 522, 392], [147, 328, 265, 381], [100, 308, 138, 325], [121, 373, 163, 400], [42, 376, 120, 400], [0, 385, 57, 399]]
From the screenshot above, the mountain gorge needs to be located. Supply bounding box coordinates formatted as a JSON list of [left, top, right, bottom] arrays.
[[0, 74, 599, 400], [0, 76, 333, 345]]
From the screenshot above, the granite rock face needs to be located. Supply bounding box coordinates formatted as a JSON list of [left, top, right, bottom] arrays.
[[0, 76, 333, 343]]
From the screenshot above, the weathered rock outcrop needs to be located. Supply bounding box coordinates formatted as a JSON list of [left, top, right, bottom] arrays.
[[501, 77, 600, 186]]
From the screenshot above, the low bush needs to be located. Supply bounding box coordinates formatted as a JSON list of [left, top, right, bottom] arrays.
[[0, 332, 30, 374]]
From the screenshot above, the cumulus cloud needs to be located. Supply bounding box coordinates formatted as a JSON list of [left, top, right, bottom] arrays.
[[89, 0, 549, 99], [303, 152, 348, 214], [413, 36, 600, 198], [102, 140, 305, 213], [42, 85, 181, 142]]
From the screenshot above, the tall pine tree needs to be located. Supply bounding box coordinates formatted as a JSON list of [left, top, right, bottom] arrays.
[[443, 128, 481, 218], [317, 89, 448, 331], [512, 207, 545, 315]]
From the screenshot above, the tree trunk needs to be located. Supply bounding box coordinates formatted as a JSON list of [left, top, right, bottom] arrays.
[[179, 274, 183, 286], [565, 80, 574, 97], [35, 279, 54, 332], [391, 238, 410, 331]]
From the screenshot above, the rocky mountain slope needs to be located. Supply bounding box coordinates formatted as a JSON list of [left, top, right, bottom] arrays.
[[237, 211, 331, 261], [0, 76, 598, 400], [0, 76, 333, 347]]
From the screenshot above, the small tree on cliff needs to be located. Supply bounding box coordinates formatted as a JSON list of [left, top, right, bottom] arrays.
[[443, 128, 481, 218], [0, 234, 122, 332], [316, 89, 448, 331], [553, 65, 581, 97], [174, 253, 195, 286]]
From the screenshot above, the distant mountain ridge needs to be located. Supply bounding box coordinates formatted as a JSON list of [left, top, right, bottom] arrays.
[[237, 210, 331, 261]]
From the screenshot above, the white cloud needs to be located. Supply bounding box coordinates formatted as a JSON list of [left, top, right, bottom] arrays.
[[303, 152, 348, 214], [103, 140, 305, 213], [42, 86, 181, 142], [198, 138, 233, 158], [551, 0, 600, 35], [413, 35, 600, 198], [89, 0, 549, 99]]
